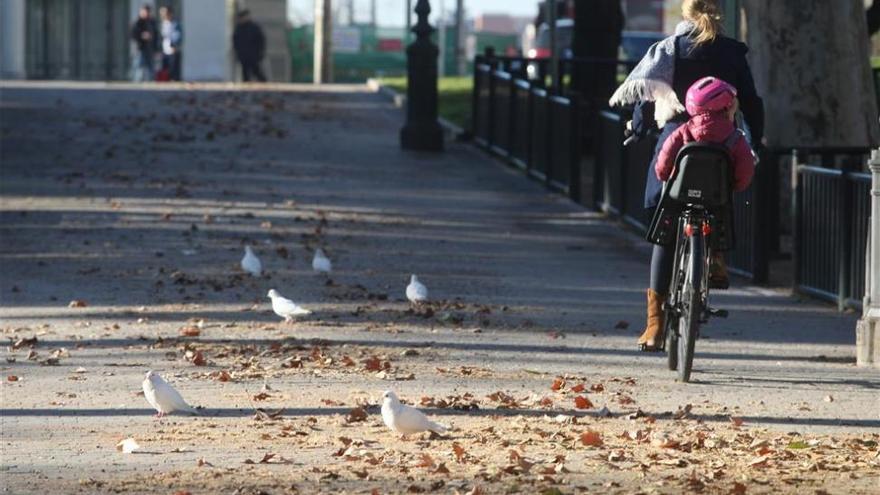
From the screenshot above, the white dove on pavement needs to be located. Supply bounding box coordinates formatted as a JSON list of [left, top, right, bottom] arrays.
[[241, 245, 262, 276], [406, 275, 428, 304], [312, 248, 332, 274], [381, 390, 447, 437], [267, 289, 312, 322], [142, 370, 198, 417]]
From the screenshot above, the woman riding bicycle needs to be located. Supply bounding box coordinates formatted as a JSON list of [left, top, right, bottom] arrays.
[[608, 0, 765, 351]]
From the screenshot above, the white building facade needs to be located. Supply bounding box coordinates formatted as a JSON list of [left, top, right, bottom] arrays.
[[0, 0, 289, 82]]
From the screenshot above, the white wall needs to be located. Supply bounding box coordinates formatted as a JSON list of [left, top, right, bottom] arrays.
[[181, 0, 234, 81], [0, 0, 26, 79]]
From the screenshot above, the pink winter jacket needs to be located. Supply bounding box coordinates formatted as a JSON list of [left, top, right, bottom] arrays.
[[655, 113, 755, 192]]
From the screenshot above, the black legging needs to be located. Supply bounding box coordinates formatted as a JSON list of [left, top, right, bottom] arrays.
[[242, 60, 267, 82], [650, 244, 675, 294]]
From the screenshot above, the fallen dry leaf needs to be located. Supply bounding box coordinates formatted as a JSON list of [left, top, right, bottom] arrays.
[[346, 407, 367, 423], [185, 350, 206, 366], [211, 370, 231, 382], [253, 408, 284, 421], [178, 326, 200, 337], [729, 481, 747, 494], [416, 453, 435, 468], [574, 395, 594, 410], [7, 375, 19, 382], [452, 442, 466, 463], [581, 430, 603, 447], [363, 356, 389, 372]]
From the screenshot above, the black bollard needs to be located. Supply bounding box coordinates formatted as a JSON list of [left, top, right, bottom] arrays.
[[400, 0, 444, 151]]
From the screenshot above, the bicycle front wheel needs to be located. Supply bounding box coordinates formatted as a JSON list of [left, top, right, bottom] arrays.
[[677, 233, 703, 382]]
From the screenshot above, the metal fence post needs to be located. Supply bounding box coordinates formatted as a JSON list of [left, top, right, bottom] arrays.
[[751, 146, 771, 283], [838, 164, 855, 310], [856, 149, 880, 367], [618, 113, 628, 218], [791, 150, 802, 289], [486, 70, 496, 149], [526, 82, 534, 172], [569, 93, 582, 203], [471, 55, 482, 136], [592, 112, 605, 211], [507, 76, 516, 160], [544, 95, 553, 188]]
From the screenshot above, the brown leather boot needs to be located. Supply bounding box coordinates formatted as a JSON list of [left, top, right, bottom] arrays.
[[709, 252, 730, 290], [637, 289, 666, 351]]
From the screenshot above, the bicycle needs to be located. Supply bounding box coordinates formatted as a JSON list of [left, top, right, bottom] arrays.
[[647, 140, 735, 382]]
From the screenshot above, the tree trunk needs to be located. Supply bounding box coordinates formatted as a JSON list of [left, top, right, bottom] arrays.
[[867, 0, 880, 36], [313, 0, 332, 83], [571, 0, 623, 106], [742, 0, 879, 148]]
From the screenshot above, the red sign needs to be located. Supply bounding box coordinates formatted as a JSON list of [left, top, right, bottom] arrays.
[[378, 38, 403, 52]]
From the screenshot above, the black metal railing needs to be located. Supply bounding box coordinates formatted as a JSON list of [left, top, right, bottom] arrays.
[[794, 161, 871, 310], [473, 54, 635, 96], [471, 56, 583, 200], [470, 51, 874, 302]]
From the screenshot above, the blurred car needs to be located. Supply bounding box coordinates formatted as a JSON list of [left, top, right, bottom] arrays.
[[525, 22, 663, 80], [526, 19, 574, 80], [620, 31, 665, 60]]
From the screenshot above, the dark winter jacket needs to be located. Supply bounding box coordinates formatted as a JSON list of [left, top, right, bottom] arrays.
[[634, 33, 765, 208], [233, 21, 266, 63], [131, 18, 159, 53]]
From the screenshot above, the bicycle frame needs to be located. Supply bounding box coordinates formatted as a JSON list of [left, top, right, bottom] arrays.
[[661, 205, 715, 352], [671, 208, 712, 317]]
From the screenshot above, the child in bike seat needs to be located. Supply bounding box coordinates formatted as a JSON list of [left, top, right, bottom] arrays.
[[654, 76, 756, 288]]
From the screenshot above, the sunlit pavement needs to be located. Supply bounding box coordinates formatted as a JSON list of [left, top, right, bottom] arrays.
[[1, 82, 877, 493]]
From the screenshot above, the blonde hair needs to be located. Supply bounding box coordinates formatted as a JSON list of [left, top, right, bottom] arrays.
[[682, 0, 723, 46]]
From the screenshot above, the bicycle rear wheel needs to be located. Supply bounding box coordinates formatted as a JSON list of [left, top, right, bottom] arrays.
[[677, 233, 702, 382]]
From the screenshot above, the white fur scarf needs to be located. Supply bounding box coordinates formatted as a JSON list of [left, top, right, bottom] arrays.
[[609, 21, 695, 126]]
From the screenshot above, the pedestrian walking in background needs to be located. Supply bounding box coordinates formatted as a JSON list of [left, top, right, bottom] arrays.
[[159, 6, 183, 81], [609, 0, 764, 351], [130, 4, 159, 82], [233, 10, 268, 82]]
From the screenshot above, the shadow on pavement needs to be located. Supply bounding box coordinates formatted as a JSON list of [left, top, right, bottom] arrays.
[[2, 406, 878, 430]]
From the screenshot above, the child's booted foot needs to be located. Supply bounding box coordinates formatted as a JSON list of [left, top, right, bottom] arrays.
[[709, 252, 730, 290]]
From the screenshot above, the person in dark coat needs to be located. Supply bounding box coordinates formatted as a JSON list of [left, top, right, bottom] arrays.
[[131, 5, 159, 82], [233, 10, 268, 82], [609, 0, 764, 351]]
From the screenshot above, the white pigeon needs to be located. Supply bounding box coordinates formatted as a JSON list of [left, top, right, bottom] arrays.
[[241, 245, 262, 276], [142, 370, 198, 417], [267, 289, 312, 322], [312, 248, 332, 274], [381, 390, 447, 437], [406, 275, 428, 304]]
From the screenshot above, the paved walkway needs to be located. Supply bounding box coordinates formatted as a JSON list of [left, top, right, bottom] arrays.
[[1, 82, 877, 494]]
